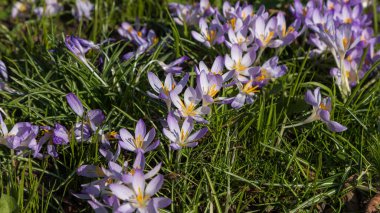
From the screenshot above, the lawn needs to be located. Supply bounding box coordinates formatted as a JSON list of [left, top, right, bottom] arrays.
[[0, 0, 379, 212]]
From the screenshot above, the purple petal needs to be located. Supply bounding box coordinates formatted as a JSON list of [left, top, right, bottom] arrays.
[[147, 72, 163, 93], [66, 93, 84, 117], [152, 197, 172, 209], [326, 121, 347, 132], [135, 119, 146, 139], [109, 184, 135, 200], [187, 127, 208, 142], [145, 174, 164, 196]]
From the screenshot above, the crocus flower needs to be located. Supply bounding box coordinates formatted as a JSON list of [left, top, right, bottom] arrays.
[[65, 35, 99, 71], [34, 0, 62, 18], [224, 44, 256, 82], [0, 60, 8, 81], [170, 87, 210, 123], [118, 119, 159, 154], [156, 56, 189, 74], [73, 0, 94, 20], [290, 0, 315, 23], [168, 3, 198, 26], [11, 1, 32, 19], [66, 93, 105, 142], [254, 56, 287, 87], [32, 124, 69, 158], [196, 71, 223, 105], [302, 87, 347, 132], [276, 12, 301, 46], [194, 56, 225, 76], [225, 27, 255, 51], [109, 170, 171, 212], [6, 122, 39, 151], [230, 78, 260, 109], [163, 113, 208, 150], [191, 18, 225, 48], [147, 72, 189, 110], [250, 15, 282, 48]]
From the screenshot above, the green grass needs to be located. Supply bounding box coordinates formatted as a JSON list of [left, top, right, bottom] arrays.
[[0, 0, 379, 212]]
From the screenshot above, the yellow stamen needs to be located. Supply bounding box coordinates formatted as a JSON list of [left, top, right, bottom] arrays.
[[182, 102, 197, 117], [153, 37, 159, 44], [261, 31, 274, 45], [206, 30, 216, 42], [230, 18, 236, 30], [19, 3, 27, 12], [319, 103, 328, 110], [137, 31, 143, 37], [342, 37, 349, 50], [180, 129, 189, 144], [129, 169, 136, 175], [233, 60, 247, 72], [134, 134, 144, 148], [208, 84, 219, 97], [344, 18, 352, 24], [242, 80, 260, 94], [255, 69, 269, 81]]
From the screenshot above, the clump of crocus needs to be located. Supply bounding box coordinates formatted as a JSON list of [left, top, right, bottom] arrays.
[[75, 151, 171, 212], [163, 113, 208, 150], [118, 19, 159, 60], [285, 87, 347, 132], [295, 0, 378, 100], [118, 119, 160, 154], [66, 93, 105, 142]]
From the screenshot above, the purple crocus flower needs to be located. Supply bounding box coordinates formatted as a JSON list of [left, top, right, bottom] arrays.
[[194, 56, 225, 76], [11, 1, 32, 19], [303, 87, 347, 132], [147, 72, 189, 109], [109, 170, 171, 212], [65, 35, 99, 70], [250, 15, 282, 48], [169, 3, 198, 26], [118, 119, 160, 154], [191, 18, 225, 48], [156, 56, 189, 74], [276, 12, 301, 46], [73, 0, 94, 20], [163, 113, 208, 150], [32, 124, 69, 158], [66, 93, 105, 142], [230, 78, 260, 109], [224, 44, 256, 82], [254, 56, 287, 87], [196, 71, 223, 105], [290, 0, 315, 23], [170, 87, 210, 123], [0, 60, 8, 81], [66, 93, 84, 117], [225, 27, 255, 51], [6, 122, 39, 151]]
